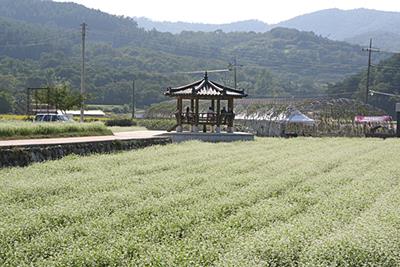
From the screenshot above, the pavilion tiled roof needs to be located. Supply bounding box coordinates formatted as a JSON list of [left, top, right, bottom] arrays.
[[165, 72, 247, 98]]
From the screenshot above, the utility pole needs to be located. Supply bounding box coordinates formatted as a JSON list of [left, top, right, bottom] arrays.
[[131, 80, 135, 119], [233, 57, 238, 90], [362, 38, 379, 105], [229, 57, 243, 89], [80, 22, 87, 123]]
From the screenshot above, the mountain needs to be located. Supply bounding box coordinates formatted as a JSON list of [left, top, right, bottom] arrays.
[[135, 8, 400, 52], [135, 18, 270, 34], [344, 31, 400, 53], [277, 8, 400, 40], [0, 0, 392, 114]]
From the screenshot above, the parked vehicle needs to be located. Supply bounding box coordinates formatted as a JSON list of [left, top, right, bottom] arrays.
[[34, 114, 71, 122]]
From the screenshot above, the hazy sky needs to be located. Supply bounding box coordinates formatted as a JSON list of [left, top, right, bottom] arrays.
[[56, 0, 400, 24]]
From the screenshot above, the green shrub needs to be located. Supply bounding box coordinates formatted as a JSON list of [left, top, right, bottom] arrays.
[[0, 115, 33, 121], [105, 119, 137, 127], [136, 119, 175, 130], [111, 105, 130, 114], [72, 116, 109, 123]]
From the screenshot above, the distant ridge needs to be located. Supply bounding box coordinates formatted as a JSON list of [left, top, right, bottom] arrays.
[[277, 8, 400, 40], [136, 8, 400, 51], [134, 17, 271, 34]]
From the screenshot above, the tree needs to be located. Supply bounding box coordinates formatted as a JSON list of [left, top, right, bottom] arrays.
[[36, 83, 84, 113], [0, 90, 13, 113]]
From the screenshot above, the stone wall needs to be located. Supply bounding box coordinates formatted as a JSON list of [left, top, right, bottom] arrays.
[[0, 138, 171, 168]]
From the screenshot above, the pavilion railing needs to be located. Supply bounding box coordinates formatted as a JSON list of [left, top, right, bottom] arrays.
[[175, 112, 235, 125]]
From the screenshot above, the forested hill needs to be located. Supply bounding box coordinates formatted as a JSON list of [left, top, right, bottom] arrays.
[[328, 54, 400, 115], [277, 8, 400, 52], [0, 0, 148, 47], [0, 0, 391, 113], [135, 18, 271, 34], [136, 9, 400, 52], [279, 8, 400, 41]]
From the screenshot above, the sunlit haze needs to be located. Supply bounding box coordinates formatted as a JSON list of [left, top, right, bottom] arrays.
[[55, 0, 400, 24]]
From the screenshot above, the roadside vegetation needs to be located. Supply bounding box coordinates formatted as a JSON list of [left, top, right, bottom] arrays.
[[104, 117, 176, 131], [1, 138, 399, 265], [0, 115, 32, 121], [0, 114, 176, 133], [108, 126, 147, 133], [0, 121, 112, 140]]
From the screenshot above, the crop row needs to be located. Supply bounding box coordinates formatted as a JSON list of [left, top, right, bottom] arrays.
[[0, 138, 399, 266]]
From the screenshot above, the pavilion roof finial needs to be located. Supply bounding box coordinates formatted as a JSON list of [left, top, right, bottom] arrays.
[[204, 71, 208, 81]]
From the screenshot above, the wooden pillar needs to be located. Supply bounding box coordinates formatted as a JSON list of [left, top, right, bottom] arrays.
[[190, 98, 195, 131], [216, 99, 221, 133], [178, 97, 183, 118], [228, 98, 233, 113], [216, 99, 221, 126], [175, 98, 179, 124], [176, 97, 183, 132], [396, 103, 400, 138], [227, 98, 234, 133], [397, 112, 400, 138], [210, 99, 216, 132], [195, 98, 199, 126]]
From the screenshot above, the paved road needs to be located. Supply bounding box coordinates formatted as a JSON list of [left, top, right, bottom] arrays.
[[0, 131, 167, 148]]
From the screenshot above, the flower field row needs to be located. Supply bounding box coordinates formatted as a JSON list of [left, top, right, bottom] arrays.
[[0, 138, 399, 266]]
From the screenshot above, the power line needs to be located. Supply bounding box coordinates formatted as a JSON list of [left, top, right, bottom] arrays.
[[369, 90, 400, 98], [0, 34, 80, 48], [247, 91, 355, 99], [174, 69, 230, 74], [372, 64, 400, 71]]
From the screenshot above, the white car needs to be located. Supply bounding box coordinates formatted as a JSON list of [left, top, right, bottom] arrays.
[[34, 114, 71, 122]]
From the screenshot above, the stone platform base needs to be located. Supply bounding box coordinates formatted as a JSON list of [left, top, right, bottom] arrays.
[[159, 132, 254, 143]]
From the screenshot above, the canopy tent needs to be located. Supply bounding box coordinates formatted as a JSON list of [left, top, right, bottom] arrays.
[[286, 110, 315, 125]]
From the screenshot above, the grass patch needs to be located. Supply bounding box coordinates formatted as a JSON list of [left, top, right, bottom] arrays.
[[0, 138, 399, 265], [108, 126, 147, 133], [0, 114, 32, 121], [136, 118, 175, 130], [72, 116, 109, 122], [0, 121, 112, 140]]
